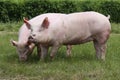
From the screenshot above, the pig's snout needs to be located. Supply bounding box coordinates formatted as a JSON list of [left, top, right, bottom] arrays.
[[28, 36, 33, 40], [28, 36, 34, 42], [28, 34, 37, 43], [19, 56, 27, 61], [29, 34, 36, 39]]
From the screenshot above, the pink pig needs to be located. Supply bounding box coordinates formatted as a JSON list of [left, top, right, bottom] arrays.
[[11, 19, 37, 61], [25, 11, 111, 60], [11, 18, 72, 61]]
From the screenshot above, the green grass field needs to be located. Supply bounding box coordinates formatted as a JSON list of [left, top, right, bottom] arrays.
[[0, 22, 120, 80]]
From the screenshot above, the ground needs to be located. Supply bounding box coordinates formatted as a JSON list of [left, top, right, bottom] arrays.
[[0, 32, 120, 80]]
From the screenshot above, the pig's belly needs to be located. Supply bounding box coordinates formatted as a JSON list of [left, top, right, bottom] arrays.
[[63, 36, 93, 45]]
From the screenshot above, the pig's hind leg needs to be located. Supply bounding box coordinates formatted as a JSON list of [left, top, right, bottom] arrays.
[[93, 31, 110, 60], [66, 45, 72, 57], [93, 41, 106, 60]]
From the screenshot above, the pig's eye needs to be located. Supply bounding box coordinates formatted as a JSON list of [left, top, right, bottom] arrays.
[[38, 27, 44, 32], [31, 28, 33, 32], [32, 34, 36, 37], [38, 29, 42, 32]]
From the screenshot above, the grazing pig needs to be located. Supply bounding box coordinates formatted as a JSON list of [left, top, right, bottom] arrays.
[[11, 27, 35, 61], [11, 18, 72, 61], [26, 11, 111, 60], [11, 18, 41, 61]]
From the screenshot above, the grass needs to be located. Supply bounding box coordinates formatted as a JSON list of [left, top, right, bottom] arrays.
[[111, 23, 120, 34], [0, 31, 120, 80], [0, 22, 22, 31]]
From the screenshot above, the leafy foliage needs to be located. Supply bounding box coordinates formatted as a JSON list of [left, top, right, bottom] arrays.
[[0, 0, 120, 23]]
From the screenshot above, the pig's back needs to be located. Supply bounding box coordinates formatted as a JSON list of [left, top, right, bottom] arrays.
[[64, 11, 111, 34], [18, 13, 66, 43]]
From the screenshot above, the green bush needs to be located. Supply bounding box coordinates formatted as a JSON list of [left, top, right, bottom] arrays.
[[0, 1, 9, 22], [78, 1, 97, 11], [24, 0, 50, 18], [98, 1, 120, 23], [23, 0, 77, 18], [0, 1, 23, 22], [0, 0, 120, 23], [50, 0, 77, 13]]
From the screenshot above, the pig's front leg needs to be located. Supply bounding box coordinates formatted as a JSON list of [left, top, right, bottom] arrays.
[[40, 45, 49, 61], [50, 44, 61, 60], [36, 44, 41, 59]]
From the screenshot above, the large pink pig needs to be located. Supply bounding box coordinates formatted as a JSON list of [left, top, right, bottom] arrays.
[[26, 11, 111, 60]]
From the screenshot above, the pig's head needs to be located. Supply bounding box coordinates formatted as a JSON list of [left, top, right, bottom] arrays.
[[24, 17, 50, 44], [11, 40, 35, 61]]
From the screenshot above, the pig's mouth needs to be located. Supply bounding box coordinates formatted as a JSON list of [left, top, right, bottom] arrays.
[[28, 36, 38, 43]]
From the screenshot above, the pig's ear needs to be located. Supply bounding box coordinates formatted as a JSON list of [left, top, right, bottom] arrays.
[[42, 17, 49, 29], [11, 40, 18, 47], [23, 17, 31, 29], [26, 41, 35, 49]]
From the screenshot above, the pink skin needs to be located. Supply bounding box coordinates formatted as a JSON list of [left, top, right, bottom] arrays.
[[22, 16, 72, 60], [11, 19, 41, 61], [11, 18, 72, 61], [11, 36, 36, 61], [26, 11, 111, 61]]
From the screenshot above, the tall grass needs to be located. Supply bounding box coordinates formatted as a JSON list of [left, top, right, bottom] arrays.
[[111, 23, 120, 34], [0, 32, 120, 80]]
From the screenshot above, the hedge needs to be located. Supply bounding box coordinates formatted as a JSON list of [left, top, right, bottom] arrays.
[[0, 0, 120, 23]]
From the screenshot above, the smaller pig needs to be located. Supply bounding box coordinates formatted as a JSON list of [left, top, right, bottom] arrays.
[[26, 12, 111, 60], [11, 18, 42, 61]]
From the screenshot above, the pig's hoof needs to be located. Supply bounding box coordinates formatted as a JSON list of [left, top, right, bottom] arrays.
[[50, 56, 54, 61], [40, 58, 45, 62], [96, 56, 105, 61], [40, 56, 44, 61], [101, 56, 105, 61], [66, 54, 71, 58]]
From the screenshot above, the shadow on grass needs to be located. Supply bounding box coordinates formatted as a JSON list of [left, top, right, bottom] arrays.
[[3, 50, 97, 64], [43, 50, 97, 63], [2, 52, 40, 64]]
